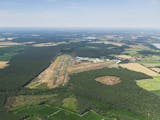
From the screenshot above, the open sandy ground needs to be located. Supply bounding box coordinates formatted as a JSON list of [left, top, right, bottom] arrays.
[[150, 68, 160, 73], [0, 61, 9, 69]]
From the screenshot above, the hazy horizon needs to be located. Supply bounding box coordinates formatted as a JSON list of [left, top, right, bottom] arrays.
[[0, 0, 160, 28]]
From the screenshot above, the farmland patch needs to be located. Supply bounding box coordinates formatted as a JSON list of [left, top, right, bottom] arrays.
[[119, 63, 159, 76]]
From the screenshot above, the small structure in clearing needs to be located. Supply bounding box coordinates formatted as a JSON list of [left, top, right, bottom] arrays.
[[95, 76, 121, 85]]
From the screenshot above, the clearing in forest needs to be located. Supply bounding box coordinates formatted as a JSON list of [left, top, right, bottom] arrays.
[[0, 61, 9, 69], [95, 76, 121, 85]]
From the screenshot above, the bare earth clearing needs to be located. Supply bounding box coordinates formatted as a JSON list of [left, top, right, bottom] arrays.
[[119, 63, 159, 76], [0, 42, 21, 48], [91, 41, 124, 47], [150, 68, 160, 73], [117, 55, 132, 59], [96, 76, 121, 85], [0, 61, 9, 69]]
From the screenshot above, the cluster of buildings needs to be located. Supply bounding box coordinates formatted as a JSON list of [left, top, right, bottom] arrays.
[[75, 56, 121, 64], [116, 55, 143, 62]]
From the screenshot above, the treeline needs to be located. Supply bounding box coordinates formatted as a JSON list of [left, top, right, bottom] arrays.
[[0, 46, 64, 91]]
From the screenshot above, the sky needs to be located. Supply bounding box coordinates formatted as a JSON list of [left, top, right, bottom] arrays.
[[0, 0, 160, 28]]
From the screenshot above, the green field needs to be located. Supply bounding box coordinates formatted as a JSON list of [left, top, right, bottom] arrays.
[[0, 45, 27, 61], [136, 76, 160, 94], [138, 55, 160, 67]]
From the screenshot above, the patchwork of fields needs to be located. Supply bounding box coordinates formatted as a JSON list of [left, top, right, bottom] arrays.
[[0, 34, 160, 120]]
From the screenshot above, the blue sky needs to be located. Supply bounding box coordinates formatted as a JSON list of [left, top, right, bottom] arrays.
[[0, 0, 160, 28]]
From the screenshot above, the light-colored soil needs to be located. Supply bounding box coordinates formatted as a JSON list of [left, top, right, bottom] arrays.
[[32, 42, 66, 47], [67, 61, 117, 74], [119, 63, 159, 76], [0, 61, 9, 69], [117, 55, 132, 59], [92, 41, 124, 47], [150, 68, 160, 73], [27, 55, 72, 89], [95, 76, 121, 85], [0, 42, 21, 48]]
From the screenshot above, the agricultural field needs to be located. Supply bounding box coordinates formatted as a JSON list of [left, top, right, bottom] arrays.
[[0, 42, 21, 48], [136, 76, 160, 96], [91, 41, 125, 47], [138, 55, 160, 67], [122, 44, 151, 56], [32, 42, 66, 47], [122, 43, 160, 57], [68, 61, 117, 74], [0, 30, 160, 120], [151, 67, 160, 73], [0, 45, 27, 61], [119, 63, 159, 76]]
